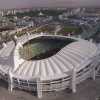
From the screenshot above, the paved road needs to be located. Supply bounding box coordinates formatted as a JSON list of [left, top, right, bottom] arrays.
[[0, 78, 99, 100]]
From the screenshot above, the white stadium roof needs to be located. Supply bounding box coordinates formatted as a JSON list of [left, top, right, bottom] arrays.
[[12, 35, 97, 81], [0, 35, 98, 81]]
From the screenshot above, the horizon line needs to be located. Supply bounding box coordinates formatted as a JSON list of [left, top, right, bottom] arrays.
[[0, 6, 100, 10]]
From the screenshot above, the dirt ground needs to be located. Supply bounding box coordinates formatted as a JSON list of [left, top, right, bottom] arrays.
[[0, 78, 100, 100]]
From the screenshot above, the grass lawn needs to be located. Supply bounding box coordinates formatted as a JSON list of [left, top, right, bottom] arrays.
[[58, 26, 82, 35]]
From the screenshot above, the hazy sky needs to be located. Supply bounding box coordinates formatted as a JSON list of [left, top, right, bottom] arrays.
[[0, 0, 100, 9]]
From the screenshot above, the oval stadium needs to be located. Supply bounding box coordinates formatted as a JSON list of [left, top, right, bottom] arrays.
[[0, 34, 98, 96]]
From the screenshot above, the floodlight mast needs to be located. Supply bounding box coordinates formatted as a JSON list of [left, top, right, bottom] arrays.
[[26, 32, 31, 59]]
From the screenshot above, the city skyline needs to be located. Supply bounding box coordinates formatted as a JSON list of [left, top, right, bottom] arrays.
[[0, 0, 100, 9]]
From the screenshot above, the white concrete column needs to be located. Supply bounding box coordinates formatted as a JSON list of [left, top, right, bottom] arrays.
[[89, 60, 96, 80], [93, 67, 96, 80], [37, 78, 42, 99], [71, 68, 77, 93], [8, 71, 13, 92], [91, 65, 96, 80]]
